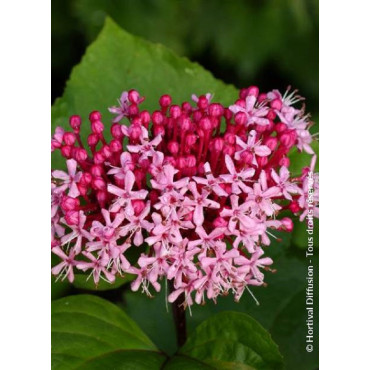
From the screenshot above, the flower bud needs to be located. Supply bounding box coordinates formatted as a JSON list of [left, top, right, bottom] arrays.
[[80, 172, 92, 185], [65, 211, 79, 226], [89, 111, 101, 122], [75, 148, 88, 162], [152, 111, 164, 125], [270, 98, 282, 110], [128, 104, 139, 116], [257, 156, 269, 167], [153, 124, 165, 136], [264, 137, 278, 151], [129, 124, 142, 140], [110, 139, 122, 153], [91, 120, 104, 134], [168, 141, 179, 155], [197, 95, 209, 110], [69, 115, 82, 131], [140, 110, 151, 125], [93, 151, 105, 165], [213, 138, 224, 152], [90, 165, 103, 177], [170, 105, 181, 119], [96, 191, 107, 207], [92, 177, 106, 191], [224, 108, 233, 121], [63, 132, 76, 146], [279, 156, 290, 167], [128, 90, 142, 104], [61, 196, 79, 211], [200, 117, 212, 131], [102, 145, 112, 158], [159, 94, 172, 108], [209, 103, 224, 117], [235, 112, 247, 126], [88, 133, 99, 147], [61, 145, 72, 158], [275, 122, 287, 133], [289, 201, 300, 213]]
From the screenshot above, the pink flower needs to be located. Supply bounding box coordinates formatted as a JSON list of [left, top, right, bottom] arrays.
[[234, 130, 271, 165], [51, 247, 78, 283], [52, 159, 82, 198], [77, 251, 115, 285], [270, 166, 299, 201], [183, 182, 220, 226], [108, 170, 148, 213], [188, 226, 224, 250], [229, 94, 269, 126], [60, 211, 93, 254], [51, 127, 65, 152], [193, 162, 228, 197], [220, 155, 254, 194], [107, 152, 134, 180], [127, 129, 162, 160], [108, 91, 130, 122]]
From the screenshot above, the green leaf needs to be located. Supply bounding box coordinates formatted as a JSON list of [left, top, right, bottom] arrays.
[[288, 140, 319, 176], [51, 16, 237, 142], [51, 294, 165, 369], [179, 311, 284, 370], [72, 273, 134, 291]]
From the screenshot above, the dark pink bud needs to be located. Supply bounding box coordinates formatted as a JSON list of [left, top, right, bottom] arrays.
[[264, 137, 278, 151], [185, 134, 197, 147], [134, 169, 145, 184], [96, 191, 107, 207], [179, 116, 191, 131], [65, 211, 79, 226], [209, 103, 224, 117], [152, 111, 164, 125], [200, 117, 212, 131], [69, 115, 81, 131], [61, 196, 79, 211], [128, 90, 141, 104], [110, 139, 122, 153], [235, 112, 247, 126], [153, 125, 165, 136], [128, 104, 139, 116], [90, 164, 103, 177], [247, 86, 259, 97], [102, 145, 112, 158], [270, 98, 282, 110], [289, 201, 300, 213], [89, 111, 101, 122], [140, 110, 151, 125], [91, 120, 104, 134], [80, 172, 92, 185], [280, 130, 297, 148], [177, 156, 186, 170], [181, 102, 192, 113], [159, 94, 172, 108], [168, 141, 179, 155], [186, 155, 197, 168], [129, 124, 142, 140], [223, 145, 235, 156], [63, 132, 76, 146], [170, 105, 181, 119], [75, 148, 88, 162], [111, 123, 123, 139], [224, 133, 236, 145], [93, 151, 105, 165], [279, 156, 290, 167], [88, 133, 99, 147], [275, 122, 287, 133], [197, 95, 209, 110], [92, 177, 106, 191], [257, 93, 268, 103], [213, 138, 224, 152], [239, 88, 249, 99], [61, 145, 72, 158], [132, 200, 145, 215], [77, 184, 88, 197], [197, 162, 205, 175], [281, 217, 294, 232], [224, 108, 233, 121], [266, 110, 276, 120], [193, 110, 202, 122]]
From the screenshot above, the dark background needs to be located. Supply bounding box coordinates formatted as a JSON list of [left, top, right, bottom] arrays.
[[52, 0, 318, 119]]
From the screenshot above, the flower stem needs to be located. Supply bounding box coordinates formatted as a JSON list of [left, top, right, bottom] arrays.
[[169, 280, 187, 347]]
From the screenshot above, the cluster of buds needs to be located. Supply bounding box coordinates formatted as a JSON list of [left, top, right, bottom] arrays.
[[51, 87, 319, 307]]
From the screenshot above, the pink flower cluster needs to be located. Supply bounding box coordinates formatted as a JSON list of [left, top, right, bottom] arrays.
[[51, 87, 319, 307]]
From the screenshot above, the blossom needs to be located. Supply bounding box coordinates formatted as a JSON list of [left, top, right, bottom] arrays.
[[51, 87, 318, 308], [52, 159, 82, 198]]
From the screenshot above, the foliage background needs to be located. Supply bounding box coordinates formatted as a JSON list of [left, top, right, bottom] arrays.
[[51, 1, 318, 369]]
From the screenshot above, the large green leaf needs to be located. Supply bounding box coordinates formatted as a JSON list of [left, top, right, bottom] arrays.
[[179, 311, 284, 370], [51, 294, 166, 369], [51, 17, 237, 133]]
